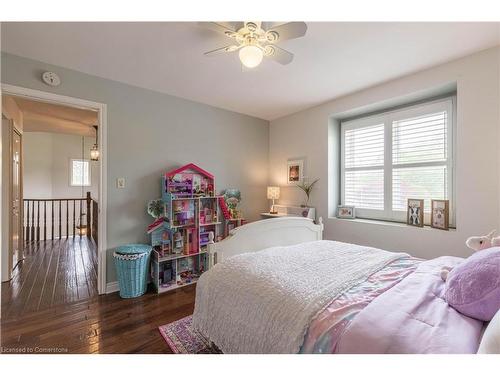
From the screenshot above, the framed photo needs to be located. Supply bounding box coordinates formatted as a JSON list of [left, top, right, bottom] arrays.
[[287, 159, 304, 185], [337, 205, 355, 219], [407, 199, 424, 227], [431, 199, 449, 230]]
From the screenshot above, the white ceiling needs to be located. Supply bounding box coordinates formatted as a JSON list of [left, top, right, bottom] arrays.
[[7, 95, 97, 136], [1, 22, 499, 120]]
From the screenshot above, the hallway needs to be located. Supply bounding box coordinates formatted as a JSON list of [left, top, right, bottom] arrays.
[[1, 237, 98, 320]]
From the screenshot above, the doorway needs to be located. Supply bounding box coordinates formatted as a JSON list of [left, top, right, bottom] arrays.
[[1, 85, 107, 310]]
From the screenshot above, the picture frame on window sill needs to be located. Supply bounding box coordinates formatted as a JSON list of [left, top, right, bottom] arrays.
[[337, 205, 355, 219], [407, 199, 424, 227], [287, 159, 304, 185], [431, 199, 449, 231]]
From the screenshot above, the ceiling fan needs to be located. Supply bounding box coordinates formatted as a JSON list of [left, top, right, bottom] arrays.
[[200, 21, 307, 69]]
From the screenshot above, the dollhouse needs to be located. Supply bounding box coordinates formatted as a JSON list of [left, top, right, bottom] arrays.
[[149, 163, 223, 293]]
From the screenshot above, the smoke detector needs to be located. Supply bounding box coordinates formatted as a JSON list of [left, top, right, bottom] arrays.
[[42, 71, 61, 87]]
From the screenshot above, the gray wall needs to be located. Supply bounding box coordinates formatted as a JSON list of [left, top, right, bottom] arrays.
[[1, 52, 269, 283], [269, 47, 500, 260]]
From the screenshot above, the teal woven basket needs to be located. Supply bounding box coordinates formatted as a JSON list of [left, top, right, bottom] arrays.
[[113, 244, 152, 298]]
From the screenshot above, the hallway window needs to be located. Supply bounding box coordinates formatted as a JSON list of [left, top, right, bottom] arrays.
[[70, 159, 91, 186]]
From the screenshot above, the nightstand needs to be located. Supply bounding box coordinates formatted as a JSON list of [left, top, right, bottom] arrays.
[[260, 205, 315, 220]]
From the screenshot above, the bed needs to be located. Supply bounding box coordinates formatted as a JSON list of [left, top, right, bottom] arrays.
[[192, 217, 497, 354]]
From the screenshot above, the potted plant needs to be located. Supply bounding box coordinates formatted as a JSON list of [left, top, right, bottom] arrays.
[[295, 178, 319, 207]]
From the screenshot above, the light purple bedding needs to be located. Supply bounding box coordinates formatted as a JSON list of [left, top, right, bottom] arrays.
[[335, 256, 484, 354]]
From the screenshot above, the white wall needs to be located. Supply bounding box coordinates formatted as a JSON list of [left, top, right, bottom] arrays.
[[23, 132, 99, 200], [23, 132, 53, 199], [270, 47, 500, 260]]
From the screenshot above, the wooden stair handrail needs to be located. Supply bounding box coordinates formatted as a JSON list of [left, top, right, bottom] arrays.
[[23, 193, 98, 243]]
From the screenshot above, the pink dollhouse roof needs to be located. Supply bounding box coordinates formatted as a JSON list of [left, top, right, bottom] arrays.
[[165, 163, 214, 179]]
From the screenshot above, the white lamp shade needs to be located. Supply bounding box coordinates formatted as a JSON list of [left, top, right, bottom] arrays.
[[267, 186, 280, 200], [239, 45, 264, 68]]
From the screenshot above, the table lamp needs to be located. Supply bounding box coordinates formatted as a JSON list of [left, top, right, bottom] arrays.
[[267, 186, 280, 214]]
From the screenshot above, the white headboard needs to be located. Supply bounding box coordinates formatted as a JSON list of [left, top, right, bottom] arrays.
[[207, 217, 323, 266]]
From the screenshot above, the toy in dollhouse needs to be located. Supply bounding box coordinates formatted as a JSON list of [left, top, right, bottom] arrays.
[[172, 199, 195, 227], [147, 214, 169, 256], [160, 231, 171, 255], [159, 261, 176, 288], [199, 229, 215, 247], [177, 257, 194, 285], [165, 163, 215, 198], [173, 232, 184, 254], [184, 227, 198, 255], [192, 174, 215, 197], [199, 198, 219, 225]]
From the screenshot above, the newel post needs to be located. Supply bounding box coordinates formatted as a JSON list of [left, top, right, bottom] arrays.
[[86, 192, 92, 238]]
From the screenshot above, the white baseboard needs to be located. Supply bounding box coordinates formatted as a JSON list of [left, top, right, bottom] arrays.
[[106, 281, 119, 294]]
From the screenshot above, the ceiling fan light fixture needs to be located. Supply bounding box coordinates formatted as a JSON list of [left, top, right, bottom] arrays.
[[239, 45, 263, 68], [202, 21, 307, 68]]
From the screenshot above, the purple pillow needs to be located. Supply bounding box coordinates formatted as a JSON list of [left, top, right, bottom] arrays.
[[445, 247, 500, 321]]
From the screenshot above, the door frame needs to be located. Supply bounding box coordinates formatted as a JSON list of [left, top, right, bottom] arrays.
[[9, 125, 23, 273], [1, 83, 108, 295]]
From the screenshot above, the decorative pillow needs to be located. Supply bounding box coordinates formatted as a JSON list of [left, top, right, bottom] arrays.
[[445, 247, 500, 321], [477, 308, 500, 353]]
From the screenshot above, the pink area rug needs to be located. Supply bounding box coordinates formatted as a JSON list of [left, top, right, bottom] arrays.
[[158, 315, 222, 354]]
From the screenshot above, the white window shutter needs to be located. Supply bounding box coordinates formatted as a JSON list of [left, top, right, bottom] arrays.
[[392, 111, 449, 213], [340, 98, 454, 223], [343, 124, 384, 210]]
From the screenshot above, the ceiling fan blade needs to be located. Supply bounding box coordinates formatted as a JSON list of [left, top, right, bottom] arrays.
[[227, 21, 244, 30], [264, 45, 294, 65], [265, 22, 307, 43], [204, 45, 240, 57], [198, 22, 239, 38]]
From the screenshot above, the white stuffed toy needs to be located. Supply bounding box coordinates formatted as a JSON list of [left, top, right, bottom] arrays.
[[465, 230, 500, 251], [440, 230, 500, 281]]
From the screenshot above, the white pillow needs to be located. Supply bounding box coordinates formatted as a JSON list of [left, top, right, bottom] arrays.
[[478, 308, 500, 354]]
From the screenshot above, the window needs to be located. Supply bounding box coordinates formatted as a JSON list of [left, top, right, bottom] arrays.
[[70, 159, 91, 187], [341, 98, 454, 225]]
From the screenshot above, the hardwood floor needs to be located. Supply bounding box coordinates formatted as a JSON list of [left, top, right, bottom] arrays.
[[1, 237, 194, 354], [1, 237, 98, 320], [1, 284, 196, 353]]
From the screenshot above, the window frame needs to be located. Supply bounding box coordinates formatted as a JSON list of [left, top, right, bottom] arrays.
[[69, 158, 91, 187], [340, 97, 455, 225]]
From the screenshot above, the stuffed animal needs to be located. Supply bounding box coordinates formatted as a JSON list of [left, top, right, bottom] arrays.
[[440, 230, 500, 281], [465, 230, 500, 251]]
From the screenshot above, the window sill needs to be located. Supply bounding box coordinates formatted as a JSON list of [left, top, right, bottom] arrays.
[[329, 216, 456, 232]]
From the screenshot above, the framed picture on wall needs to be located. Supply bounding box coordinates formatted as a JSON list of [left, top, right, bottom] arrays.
[[407, 199, 424, 227], [431, 199, 449, 230], [287, 159, 304, 185]]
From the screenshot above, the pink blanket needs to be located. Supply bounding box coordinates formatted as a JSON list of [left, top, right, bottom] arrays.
[[336, 256, 484, 353], [301, 257, 419, 353]]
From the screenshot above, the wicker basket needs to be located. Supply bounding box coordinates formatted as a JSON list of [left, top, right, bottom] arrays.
[[113, 244, 152, 298]]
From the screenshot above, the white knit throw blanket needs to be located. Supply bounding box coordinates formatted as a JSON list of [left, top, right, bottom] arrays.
[[192, 240, 407, 353]]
